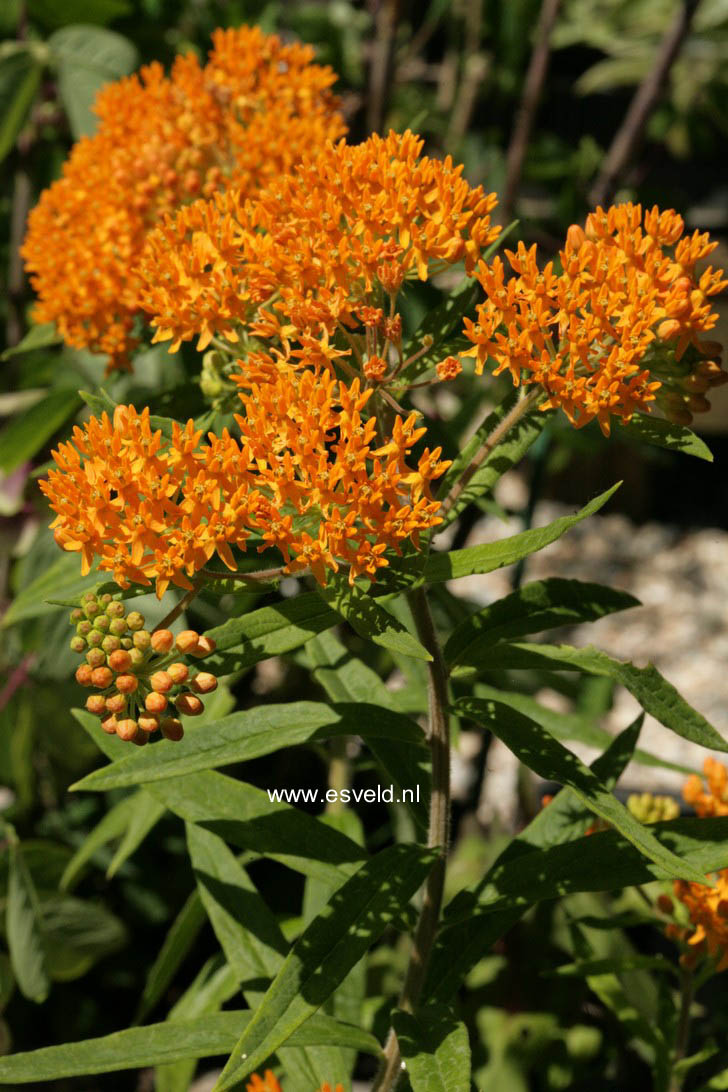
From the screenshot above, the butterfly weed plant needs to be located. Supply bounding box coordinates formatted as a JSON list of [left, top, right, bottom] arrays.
[[3, 23, 728, 1092]]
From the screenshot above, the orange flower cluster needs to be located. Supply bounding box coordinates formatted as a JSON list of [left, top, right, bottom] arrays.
[[40, 365, 449, 594], [671, 872, 728, 972], [247, 1073, 342, 1092], [463, 203, 727, 435], [22, 26, 344, 369], [138, 130, 499, 363], [70, 592, 217, 744], [683, 756, 728, 817]]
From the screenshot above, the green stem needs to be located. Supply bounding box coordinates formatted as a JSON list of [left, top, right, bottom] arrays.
[[670, 966, 695, 1092], [372, 586, 450, 1092]]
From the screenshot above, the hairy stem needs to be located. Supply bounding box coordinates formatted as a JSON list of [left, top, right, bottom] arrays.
[[439, 388, 542, 520], [372, 586, 450, 1092]]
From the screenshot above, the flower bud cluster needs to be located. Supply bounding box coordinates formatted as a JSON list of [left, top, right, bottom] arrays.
[[70, 592, 218, 744], [626, 791, 680, 824]]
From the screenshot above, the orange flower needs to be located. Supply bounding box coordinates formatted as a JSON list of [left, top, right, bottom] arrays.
[[22, 26, 344, 370], [138, 130, 499, 360], [683, 757, 728, 818], [673, 872, 728, 971], [463, 203, 727, 435], [246, 1077, 343, 1092]]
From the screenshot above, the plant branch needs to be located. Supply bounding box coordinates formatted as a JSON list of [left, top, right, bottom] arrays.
[[372, 585, 450, 1092], [588, 0, 701, 209], [439, 388, 543, 520], [670, 965, 695, 1092], [501, 0, 562, 224], [154, 576, 204, 632], [200, 564, 298, 583]]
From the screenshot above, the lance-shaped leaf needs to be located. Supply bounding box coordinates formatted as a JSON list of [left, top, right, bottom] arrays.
[[0, 389, 81, 474], [71, 701, 425, 791], [73, 710, 367, 885], [203, 594, 339, 676], [437, 390, 550, 527], [60, 793, 139, 891], [215, 844, 436, 1089], [134, 891, 206, 1024], [319, 579, 431, 661], [445, 579, 638, 665], [5, 830, 50, 1004], [389, 484, 620, 587], [0, 1011, 381, 1084], [427, 721, 643, 1001], [187, 824, 349, 1091], [456, 697, 708, 884], [621, 413, 713, 462], [392, 1009, 471, 1092], [465, 642, 728, 753]]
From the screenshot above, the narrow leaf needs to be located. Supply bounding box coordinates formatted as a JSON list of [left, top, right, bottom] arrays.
[[0, 49, 41, 164], [106, 796, 166, 878], [319, 579, 431, 661], [393, 1010, 471, 1092], [0, 323, 60, 361], [134, 891, 206, 1024], [215, 844, 435, 1088], [472, 642, 728, 753], [622, 413, 713, 462], [71, 701, 425, 791], [457, 697, 709, 884], [60, 793, 139, 891], [5, 834, 50, 1003], [445, 578, 638, 665]]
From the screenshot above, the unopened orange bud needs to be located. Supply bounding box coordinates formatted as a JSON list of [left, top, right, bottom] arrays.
[[687, 394, 711, 414], [105, 693, 126, 715], [101, 715, 118, 735], [150, 670, 173, 693], [566, 223, 585, 250], [167, 662, 189, 684], [681, 373, 709, 394], [91, 666, 114, 689], [75, 664, 94, 687], [160, 717, 184, 741], [191, 672, 218, 694], [116, 674, 139, 694], [151, 629, 174, 653], [131, 728, 150, 746], [145, 691, 168, 713], [658, 319, 682, 341], [192, 635, 216, 657], [86, 694, 107, 715], [657, 894, 674, 915], [116, 718, 139, 742], [108, 649, 132, 672], [697, 340, 723, 358], [175, 630, 200, 653], [176, 692, 204, 716], [138, 712, 159, 733]]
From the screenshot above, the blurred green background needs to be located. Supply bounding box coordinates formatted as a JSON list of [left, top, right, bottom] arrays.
[[1, 2, 728, 1089]]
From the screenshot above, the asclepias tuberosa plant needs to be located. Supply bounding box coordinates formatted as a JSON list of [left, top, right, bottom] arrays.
[[4, 22, 728, 1092]]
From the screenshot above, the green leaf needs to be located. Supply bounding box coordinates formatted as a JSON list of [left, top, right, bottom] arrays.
[[215, 844, 435, 1088], [392, 484, 621, 587], [2, 551, 100, 628], [549, 955, 679, 980], [319, 579, 431, 661], [134, 891, 206, 1024], [445, 579, 638, 665], [621, 413, 713, 461], [437, 391, 551, 527], [470, 642, 728, 753], [456, 697, 709, 884], [28, 0, 132, 29], [393, 1009, 471, 1092], [0, 49, 41, 164], [471, 685, 692, 776], [5, 831, 50, 1004], [187, 824, 348, 1091], [307, 631, 431, 832], [0, 388, 81, 474], [60, 793, 139, 891], [73, 709, 367, 885], [71, 700, 425, 791], [48, 26, 138, 138], [0, 1011, 380, 1083], [42, 895, 126, 980], [0, 323, 60, 361], [106, 795, 166, 878], [203, 593, 339, 676]]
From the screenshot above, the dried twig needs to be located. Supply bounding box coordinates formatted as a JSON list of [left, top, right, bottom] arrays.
[[589, 0, 701, 209], [501, 0, 563, 224]]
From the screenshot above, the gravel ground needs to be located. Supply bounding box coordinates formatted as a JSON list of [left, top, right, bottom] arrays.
[[440, 472, 728, 824]]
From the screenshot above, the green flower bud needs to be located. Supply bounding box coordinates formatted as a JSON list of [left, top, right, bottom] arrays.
[[76, 620, 92, 637], [120, 637, 133, 650], [70, 636, 86, 653], [85, 647, 106, 668], [87, 630, 104, 648], [106, 601, 125, 619], [99, 593, 113, 606], [93, 615, 110, 633], [84, 600, 101, 619], [70, 608, 84, 624], [126, 610, 145, 631], [129, 647, 145, 666], [82, 591, 97, 603], [133, 630, 151, 651], [102, 634, 121, 654], [109, 617, 128, 636]]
